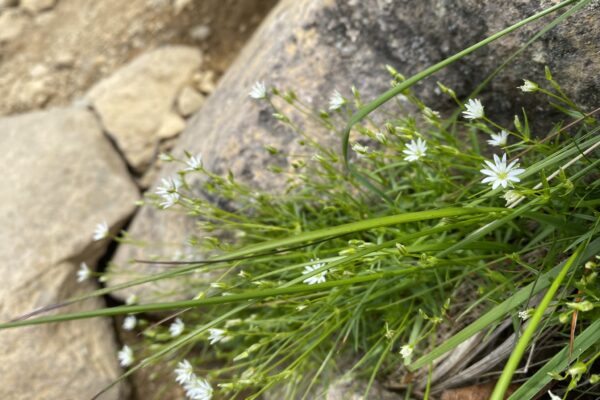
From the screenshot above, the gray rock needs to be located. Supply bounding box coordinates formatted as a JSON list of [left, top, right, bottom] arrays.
[[0, 108, 139, 399], [86, 46, 203, 173], [0, 8, 27, 42], [106, 0, 599, 299]]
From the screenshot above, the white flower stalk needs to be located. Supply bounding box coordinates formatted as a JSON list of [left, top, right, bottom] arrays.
[[328, 90, 346, 111], [186, 154, 203, 171], [118, 345, 134, 367], [462, 98, 484, 120], [249, 81, 267, 100], [77, 262, 91, 282], [487, 130, 509, 147], [518, 79, 539, 93], [175, 359, 195, 385], [400, 344, 413, 359], [208, 328, 227, 345], [170, 318, 185, 337], [93, 221, 109, 241], [302, 259, 328, 285], [159, 193, 179, 209], [184, 376, 213, 400], [480, 154, 525, 190], [403, 138, 428, 162], [122, 315, 137, 331], [547, 390, 561, 400]]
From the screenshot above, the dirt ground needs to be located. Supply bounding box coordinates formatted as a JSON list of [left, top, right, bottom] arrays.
[[0, 0, 278, 116]]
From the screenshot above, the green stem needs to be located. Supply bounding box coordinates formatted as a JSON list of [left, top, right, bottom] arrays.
[[489, 243, 584, 400], [342, 0, 578, 164]]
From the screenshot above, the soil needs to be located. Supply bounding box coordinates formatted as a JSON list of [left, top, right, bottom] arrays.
[[0, 0, 278, 116]]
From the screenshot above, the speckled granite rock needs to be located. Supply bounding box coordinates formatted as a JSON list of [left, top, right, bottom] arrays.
[[106, 0, 599, 300], [0, 107, 138, 399]]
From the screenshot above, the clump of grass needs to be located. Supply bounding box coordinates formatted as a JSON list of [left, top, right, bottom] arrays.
[[1, 2, 598, 400]]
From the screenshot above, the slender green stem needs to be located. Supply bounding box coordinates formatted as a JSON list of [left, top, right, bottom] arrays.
[[342, 0, 578, 163], [489, 244, 584, 400]]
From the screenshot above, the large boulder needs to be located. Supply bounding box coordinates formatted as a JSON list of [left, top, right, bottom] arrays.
[[107, 0, 599, 300], [86, 46, 203, 173], [0, 107, 139, 399]]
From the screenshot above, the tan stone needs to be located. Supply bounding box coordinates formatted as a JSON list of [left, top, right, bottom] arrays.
[[176, 86, 206, 117], [21, 0, 56, 13], [0, 9, 27, 42], [0, 107, 139, 399], [86, 46, 202, 172]]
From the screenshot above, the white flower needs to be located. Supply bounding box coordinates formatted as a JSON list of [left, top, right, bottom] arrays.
[[159, 153, 173, 162], [122, 315, 137, 331], [118, 345, 134, 367], [403, 138, 428, 162], [249, 81, 267, 99], [423, 107, 441, 119], [351, 142, 369, 155], [159, 193, 180, 209], [480, 154, 525, 190], [547, 390, 561, 400], [503, 190, 523, 206], [328, 90, 346, 111], [208, 328, 226, 345], [519, 79, 538, 93], [175, 359, 195, 385], [77, 262, 91, 282], [169, 318, 185, 337], [487, 130, 509, 147], [184, 376, 213, 400], [186, 154, 202, 171], [125, 294, 138, 305], [462, 98, 484, 120], [156, 177, 182, 209], [93, 221, 109, 241], [400, 344, 413, 359], [302, 260, 328, 285], [518, 309, 533, 321]]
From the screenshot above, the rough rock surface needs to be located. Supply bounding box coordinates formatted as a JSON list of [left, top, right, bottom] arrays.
[[0, 107, 139, 399], [177, 85, 206, 117], [86, 46, 202, 172], [0, 8, 27, 42], [21, 0, 56, 13], [107, 0, 599, 297]]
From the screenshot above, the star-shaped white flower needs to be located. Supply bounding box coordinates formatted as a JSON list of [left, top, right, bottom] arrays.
[[118, 345, 134, 367], [122, 315, 137, 331], [518, 309, 533, 321], [184, 376, 213, 400], [169, 318, 185, 337], [480, 154, 525, 190], [93, 221, 109, 241], [328, 90, 346, 111], [156, 177, 182, 209], [175, 359, 195, 385], [400, 344, 413, 359], [351, 142, 369, 156], [487, 130, 509, 147], [186, 154, 202, 171], [462, 98, 484, 120], [249, 81, 267, 99], [518, 79, 538, 93], [403, 138, 428, 162], [302, 260, 328, 285], [77, 262, 91, 282], [208, 328, 227, 345]]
